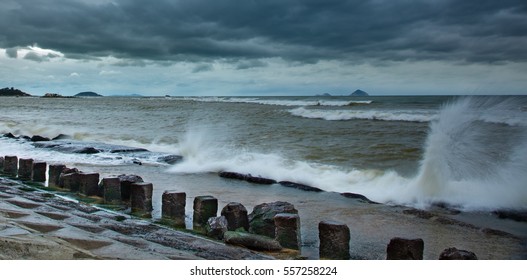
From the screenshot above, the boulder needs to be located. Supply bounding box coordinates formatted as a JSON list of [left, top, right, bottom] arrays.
[[51, 134, 71, 140], [205, 216, 228, 240], [157, 155, 183, 165], [279, 181, 323, 192], [386, 237, 424, 260], [218, 171, 277, 185], [30, 135, 50, 142], [439, 247, 478, 260], [223, 231, 282, 252], [340, 192, 377, 204], [248, 201, 298, 238], [3, 132, 16, 139], [75, 147, 100, 154], [221, 202, 250, 231], [494, 210, 527, 223]]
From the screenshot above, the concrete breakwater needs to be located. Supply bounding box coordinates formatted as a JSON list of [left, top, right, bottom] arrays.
[[0, 154, 487, 260]]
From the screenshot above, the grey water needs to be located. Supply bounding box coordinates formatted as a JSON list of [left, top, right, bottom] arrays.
[[1, 95, 526, 259]]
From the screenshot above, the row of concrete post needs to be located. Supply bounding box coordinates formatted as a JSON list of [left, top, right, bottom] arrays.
[[2, 155, 472, 259]]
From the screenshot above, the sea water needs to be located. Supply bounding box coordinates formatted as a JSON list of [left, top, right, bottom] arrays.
[[1, 95, 526, 259]]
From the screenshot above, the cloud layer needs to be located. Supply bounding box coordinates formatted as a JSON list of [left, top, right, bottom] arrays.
[[1, 0, 526, 64]]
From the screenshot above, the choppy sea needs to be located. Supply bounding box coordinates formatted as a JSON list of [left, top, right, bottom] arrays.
[[1, 95, 526, 259]]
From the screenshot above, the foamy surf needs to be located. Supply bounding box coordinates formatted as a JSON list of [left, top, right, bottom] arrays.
[[288, 107, 438, 122], [178, 96, 372, 107], [168, 96, 527, 211]]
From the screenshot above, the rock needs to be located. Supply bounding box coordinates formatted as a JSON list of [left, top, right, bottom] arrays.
[[248, 201, 298, 238], [193, 196, 218, 232], [130, 182, 153, 217], [274, 213, 301, 250], [161, 191, 186, 228], [340, 192, 377, 203], [386, 237, 424, 260], [494, 210, 527, 223], [221, 202, 250, 231], [31, 161, 47, 182], [48, 164, 66, 188], [219, 171, 247, 180], [245, 175, 276, 185], [205, 216, 228, 240], [51, 134, 71, 140], [157, 155, 183, 165], [279, 181, 323, 192], [224, 231, 282, 252], [30, 135, 50, 142], [3, 132, 16, 138], [218, 171, 277, 185], [3, 155, 18, 176], [439, 247, 478, 260], [319, 220, 350, 260], [75, 147, 100, 154], [18, 158, 34, 180], [117, 174, 144, 201]]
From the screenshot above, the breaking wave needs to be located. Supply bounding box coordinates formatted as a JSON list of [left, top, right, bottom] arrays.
[[288, 107, 437, 122]]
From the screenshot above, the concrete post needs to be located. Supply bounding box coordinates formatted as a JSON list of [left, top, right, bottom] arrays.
[[318, 220, 350, 260], [161, 191, 186, 228], [386, 237, 424, 260], [193, 195, 218, 232], [48, 164, 66, 188], [130, 182, 153, 217], [101, 177, 121, 203], [274, 213, 301, 250], [78, 173, 100, 196], [31, 161, 47, 182], [18, 158, 34, 180], [3, 155, 18, 177], [60, 172, 81, 191]]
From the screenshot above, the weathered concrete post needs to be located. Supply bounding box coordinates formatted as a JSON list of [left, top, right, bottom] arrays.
[[31, 161, 47, 182], [59, 169, 81, 191], [18, 158, 34, 180], [3, 155, 18, 177], [48, 164, 66, 188], [78, 173, 100, 196], [0, 156, 4, 171], [274, 213, 301, 250], [318, 220, 350, 260], [221, 202, 249, 231], [386, 237, 424, 260], [161, 191, 186, 228], [130, 182, 153, 217], [118, 174, 144, 202], [100, 177, 121, 203], [193, 195, 218, 232]]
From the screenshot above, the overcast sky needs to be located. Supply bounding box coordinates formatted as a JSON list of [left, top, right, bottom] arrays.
[[1, 0, 526, 96]]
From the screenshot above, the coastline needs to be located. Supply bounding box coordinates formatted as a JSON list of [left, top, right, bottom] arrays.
[[0, 175, 274, 260]]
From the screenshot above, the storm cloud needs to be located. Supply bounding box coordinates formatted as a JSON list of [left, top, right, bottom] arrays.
[[1, 0, 526, 65]]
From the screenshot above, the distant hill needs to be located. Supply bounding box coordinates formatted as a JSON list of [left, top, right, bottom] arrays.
[[316, 93, 332, 97], [350, 89, 369, 96], [0, 87, 31, 97], [75, 91, 102, 97]]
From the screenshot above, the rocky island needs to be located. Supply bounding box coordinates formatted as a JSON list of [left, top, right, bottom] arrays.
[[0, 87, 31, 97], [75, 91, 103, 97]]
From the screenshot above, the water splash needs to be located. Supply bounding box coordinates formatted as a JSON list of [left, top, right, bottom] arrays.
[[407, 96, 527, 210]]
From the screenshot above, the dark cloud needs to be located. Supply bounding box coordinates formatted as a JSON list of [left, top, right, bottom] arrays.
[[5, 47, 17, 58], [192, 64, 213, 73], [0, 0, 526, 64], [23, 51, 45, 62]]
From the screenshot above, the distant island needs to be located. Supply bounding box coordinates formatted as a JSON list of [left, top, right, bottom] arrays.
[[350, 89, 369, 96], [75, 91, 102, 97], [0, 87, 31, 97]]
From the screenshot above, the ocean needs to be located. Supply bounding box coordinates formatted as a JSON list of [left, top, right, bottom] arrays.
[[1, 95, 526, 259]]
